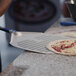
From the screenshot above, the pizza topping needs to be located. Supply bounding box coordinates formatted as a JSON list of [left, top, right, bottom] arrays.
[[61, 44, 65, 50], [51, 40, 76, 52], [75, 40, 76, 43], [52, 46, 61, 52], [60, 41, 65, 43]]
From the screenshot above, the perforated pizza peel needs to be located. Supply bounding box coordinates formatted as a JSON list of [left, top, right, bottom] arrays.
[[10, 32, 73, 54], [0, 26, 72, 54]]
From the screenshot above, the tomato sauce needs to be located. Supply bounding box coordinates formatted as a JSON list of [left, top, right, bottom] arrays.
[[51, 40, 76, 52]]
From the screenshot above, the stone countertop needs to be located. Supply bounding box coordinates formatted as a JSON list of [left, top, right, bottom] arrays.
[[1, 51, 76, 76], [46, 19, 76, 34], [1, 19, 76, 76]]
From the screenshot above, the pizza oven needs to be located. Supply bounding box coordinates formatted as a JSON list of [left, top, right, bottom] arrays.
[[5, 0, 60, 32]]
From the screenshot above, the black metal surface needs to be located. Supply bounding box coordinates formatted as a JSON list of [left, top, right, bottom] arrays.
[[67, 4, 76, 21], [8, 0, 57, 24]]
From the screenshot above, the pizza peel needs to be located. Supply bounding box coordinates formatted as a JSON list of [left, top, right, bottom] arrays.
[[0, 26, 72, 54]]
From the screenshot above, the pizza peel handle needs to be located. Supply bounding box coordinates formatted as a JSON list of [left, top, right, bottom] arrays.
[[0, 26, 16, 33]]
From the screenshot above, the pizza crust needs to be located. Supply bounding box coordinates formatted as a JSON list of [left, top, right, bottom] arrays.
[[46, 39, 76, 56]]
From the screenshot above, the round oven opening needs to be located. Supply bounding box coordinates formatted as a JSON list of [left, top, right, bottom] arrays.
[[9, 0, 57, 24]]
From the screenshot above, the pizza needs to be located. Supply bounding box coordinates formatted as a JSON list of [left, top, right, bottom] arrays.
[[47, 39, 76, 55]]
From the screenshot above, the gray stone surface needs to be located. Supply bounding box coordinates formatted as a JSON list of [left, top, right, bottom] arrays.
[[13, 52, 76, 76]]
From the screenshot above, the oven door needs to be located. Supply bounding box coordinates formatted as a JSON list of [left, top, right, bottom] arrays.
[[5, 0, 60, 32]]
